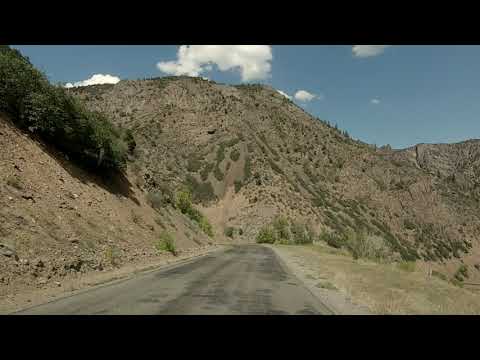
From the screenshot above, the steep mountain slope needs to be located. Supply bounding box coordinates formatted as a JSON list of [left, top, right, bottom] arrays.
[[0, 114, 218, 296], [70, 77, 480, 282]]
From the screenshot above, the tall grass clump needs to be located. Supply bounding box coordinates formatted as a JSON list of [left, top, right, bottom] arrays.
[[155, 231, 177, 256]]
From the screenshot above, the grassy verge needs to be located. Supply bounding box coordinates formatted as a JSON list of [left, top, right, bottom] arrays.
[[274, 243, 480, 314]]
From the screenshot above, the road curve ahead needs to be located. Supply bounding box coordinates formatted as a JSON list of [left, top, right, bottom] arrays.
[[15, 245, 333, 315]]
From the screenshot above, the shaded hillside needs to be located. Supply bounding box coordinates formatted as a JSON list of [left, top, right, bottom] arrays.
[[70, 77, 480, 282]]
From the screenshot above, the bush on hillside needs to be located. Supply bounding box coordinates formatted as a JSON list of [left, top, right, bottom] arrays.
[[155, 232, 177, 256], [256, 216, 315, 245], [175, 188, 214, 237], [256, 226, 276, 244], [0, 45, 130, 171]]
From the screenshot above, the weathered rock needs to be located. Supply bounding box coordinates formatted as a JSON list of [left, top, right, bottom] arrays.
[[0, 243, 15, 257]]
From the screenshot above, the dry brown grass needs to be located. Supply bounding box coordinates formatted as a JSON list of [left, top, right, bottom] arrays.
[[275, 243, 480, 315]]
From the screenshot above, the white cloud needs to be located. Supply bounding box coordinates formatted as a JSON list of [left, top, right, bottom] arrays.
[[277, 90, 292, 100], [294, 90, 319, 102], [371, 98, 381, 104], [157, 45, 272, 82], [352, 45, 391, 58], [64, 74, 121, 88]]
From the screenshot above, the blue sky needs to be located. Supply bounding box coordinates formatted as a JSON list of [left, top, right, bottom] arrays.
[[12, 45, 480, 149]]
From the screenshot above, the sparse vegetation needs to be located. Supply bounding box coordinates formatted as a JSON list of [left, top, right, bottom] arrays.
[[213, 166, 224, 181], [224, 227, 235, 238], [234, 180, 243, 193], [454, 264, 469, 282], [187, 156, 203, 172], [105, 245, 120, 267], [200, 162, 214, 181], [155, 231, 177, 255], [230, 149, 240, 162], [175, 189, 214, 237], [256, 225, 276, 244], [185, 175, 216, 203], [256, 216, 315, 245]]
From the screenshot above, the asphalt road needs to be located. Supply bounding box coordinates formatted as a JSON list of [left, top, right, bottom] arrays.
[[15, 245, 333, 315]]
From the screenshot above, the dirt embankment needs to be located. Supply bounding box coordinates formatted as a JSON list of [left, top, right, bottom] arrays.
[[0, 116, 224, 305]]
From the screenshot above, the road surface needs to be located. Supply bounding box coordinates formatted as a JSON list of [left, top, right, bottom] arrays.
[[15, 245, 333, 315]]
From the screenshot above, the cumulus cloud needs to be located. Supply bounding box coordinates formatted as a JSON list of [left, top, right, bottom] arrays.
[[64, 74, 121, 88], [371, 98, 381, 104], [157, 45, 273, 82], [277, 90, 292, 100], [294, 90, 319, 102], [352, 45, 391, 58]]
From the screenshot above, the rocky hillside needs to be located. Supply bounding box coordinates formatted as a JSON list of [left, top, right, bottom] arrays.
[[0, 112, 218, 297], [69, 76, 480, 283]]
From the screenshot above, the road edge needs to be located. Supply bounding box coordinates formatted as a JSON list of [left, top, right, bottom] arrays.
[[8, 244, 228, 314]]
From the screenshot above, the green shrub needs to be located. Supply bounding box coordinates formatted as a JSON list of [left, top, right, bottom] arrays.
[[187, 156, 203, 172], [234, 180, 243, 193], [214, 166, 224, 181], [105, 245, 121, 267], [320, 232, 346, 249], [454, 264, 469, 282], [200, 162, 214, 181], [155, 232, 177, 256], [272, 216, 291, 243], [185, 175, 216, 203], [224, 227, 235, 238], [216, 143, 226, 164], [198, 216, 214, 237], [175, 189, 193, 214], [256, 226, 276, 244], [0, 46, 129, 172], [230, 149, 240, 162], [344, 229, 387, 261], [290, 221, 313, 244], [175, 188, 214, 237]]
